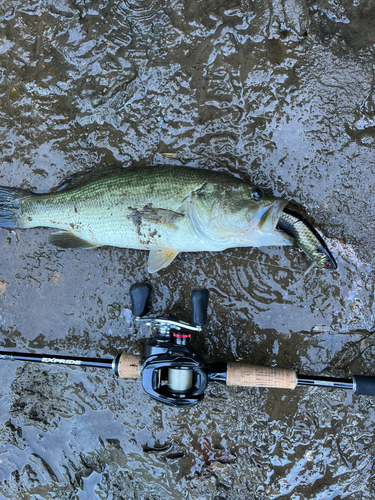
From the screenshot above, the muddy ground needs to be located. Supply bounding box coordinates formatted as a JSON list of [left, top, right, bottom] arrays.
[[0, 0, 375, 498]]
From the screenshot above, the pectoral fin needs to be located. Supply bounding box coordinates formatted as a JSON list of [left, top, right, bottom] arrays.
[[129, 207, 185, 229], [148, 247, 179, 273], [49, 231, 98, 249]]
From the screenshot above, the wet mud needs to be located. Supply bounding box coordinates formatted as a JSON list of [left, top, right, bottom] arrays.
[[0, 0, 375, 498]]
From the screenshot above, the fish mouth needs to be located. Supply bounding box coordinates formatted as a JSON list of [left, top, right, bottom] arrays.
[[239, 199, 294, 246], [259, 199, 290, 232]]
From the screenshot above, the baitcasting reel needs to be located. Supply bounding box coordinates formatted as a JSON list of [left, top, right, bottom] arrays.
[[123, 284, 218, 407]]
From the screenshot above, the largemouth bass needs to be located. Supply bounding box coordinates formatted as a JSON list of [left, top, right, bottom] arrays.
[[0, 165, 332, 273]]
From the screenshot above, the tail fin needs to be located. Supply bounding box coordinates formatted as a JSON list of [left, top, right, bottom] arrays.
[[0, 186, 26, 228]]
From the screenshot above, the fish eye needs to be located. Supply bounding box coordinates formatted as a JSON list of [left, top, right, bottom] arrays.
[[250, 188, 263, 200]]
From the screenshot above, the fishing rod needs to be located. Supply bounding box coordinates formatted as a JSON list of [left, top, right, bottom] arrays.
[[1, 283, 374, 407]]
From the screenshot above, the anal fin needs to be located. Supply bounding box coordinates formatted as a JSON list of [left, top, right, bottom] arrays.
[[49, 231, 98, 249], [148, 247, 179, 273]]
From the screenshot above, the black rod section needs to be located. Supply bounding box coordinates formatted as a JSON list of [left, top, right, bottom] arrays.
[[0, 351, 114, 370], [297, 374, 353, 390]]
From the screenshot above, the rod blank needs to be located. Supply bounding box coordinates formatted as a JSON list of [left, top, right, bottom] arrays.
[[0, 351, 113, 369]]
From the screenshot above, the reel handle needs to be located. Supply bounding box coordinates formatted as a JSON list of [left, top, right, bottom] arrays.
[[130, 283, 150, 317], [191, 289, 209, 326]]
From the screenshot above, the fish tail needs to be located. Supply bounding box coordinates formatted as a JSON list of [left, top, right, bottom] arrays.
[[0, 186, 28, 228]]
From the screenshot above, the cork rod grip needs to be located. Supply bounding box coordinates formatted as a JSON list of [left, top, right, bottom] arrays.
[[227, 363, 297, 389], [117, 354, 140, 379]]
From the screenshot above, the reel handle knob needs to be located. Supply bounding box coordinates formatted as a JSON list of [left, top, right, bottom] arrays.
[[191, 289, 209, 326], [130, 283, 150, 317]]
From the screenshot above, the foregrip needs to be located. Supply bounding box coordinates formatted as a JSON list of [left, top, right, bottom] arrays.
[[116, 354, 140, 379], [226, 363, 297, 389]]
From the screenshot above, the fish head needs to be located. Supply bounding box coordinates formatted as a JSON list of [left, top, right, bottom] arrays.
[[190, 180, 292, 247], [218, 184, 281, 230], [311, 245, 338, 270]]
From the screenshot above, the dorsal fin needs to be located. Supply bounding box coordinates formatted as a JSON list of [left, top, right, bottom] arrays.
[[54, 165, 127, 192]]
